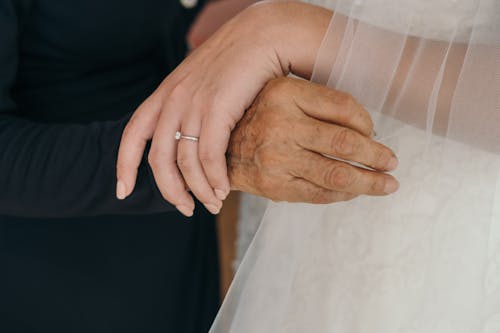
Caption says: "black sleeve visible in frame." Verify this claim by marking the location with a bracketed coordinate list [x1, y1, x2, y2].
[0, 0, 174, 218]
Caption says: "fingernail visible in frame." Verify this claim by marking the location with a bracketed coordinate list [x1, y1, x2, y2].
[386, 156, 399, 171]
[176, 205, 194, 217]
[214, 189, 228, 201]
[116, 180, 127, 200]
[384, 179, 400, 194]
[205, 203, 221, 215]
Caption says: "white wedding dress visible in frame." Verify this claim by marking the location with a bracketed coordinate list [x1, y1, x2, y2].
[212, 0, 500, 332]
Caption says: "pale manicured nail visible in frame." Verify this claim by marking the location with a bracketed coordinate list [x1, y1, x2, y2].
[116, 180, 127, 200]
[384, 179, 400, 194]
[205, 203, 221, 215]
[176, 205, 194, 217]
[214, 189, 228, 201]
[387, 156, 399, 171]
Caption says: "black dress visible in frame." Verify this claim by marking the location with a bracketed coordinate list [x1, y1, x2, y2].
[0, 0, 220, 332]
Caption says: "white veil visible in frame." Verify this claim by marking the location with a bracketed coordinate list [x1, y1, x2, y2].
[211, 0, 500, 332]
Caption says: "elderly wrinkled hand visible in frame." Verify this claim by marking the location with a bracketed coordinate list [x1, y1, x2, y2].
[227, 77, 399, 204]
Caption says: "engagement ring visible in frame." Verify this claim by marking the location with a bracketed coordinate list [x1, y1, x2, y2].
[175, 131, 199, 142]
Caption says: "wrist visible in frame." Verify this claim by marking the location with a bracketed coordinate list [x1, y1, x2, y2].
[243, 1, 333, 79]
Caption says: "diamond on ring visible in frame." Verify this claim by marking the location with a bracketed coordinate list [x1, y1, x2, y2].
[175, 131, 199, 142]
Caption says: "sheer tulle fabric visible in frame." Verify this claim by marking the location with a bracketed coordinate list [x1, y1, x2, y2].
[211, 0, 500, 332]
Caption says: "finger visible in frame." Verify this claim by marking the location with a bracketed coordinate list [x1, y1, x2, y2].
[177, 115, 223, 215]
[280, 177, 358, 204]
[293, 151, 400, 196]
[149, 95, 195, 217]
[291, 78, 374, 137]
[199, 112, 232, 201]
[297, 118, 398, 171]
[116, 97, 161, 200]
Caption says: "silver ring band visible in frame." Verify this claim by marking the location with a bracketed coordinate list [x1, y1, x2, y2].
[175, 131, 199, 142]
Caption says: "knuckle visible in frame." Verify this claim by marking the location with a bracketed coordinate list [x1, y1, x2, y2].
[210, 93, 226, 113]
[159, 189, 180, 206]
[310, 189, 329, 204]
[176, 154, 192, 171]
[331, 91, 374, 134]
[336, 92, 358, 108]
[121, 123, 135, 139]
[196, 88, 223, 117]
[263, 77, 294, 102]
[157, 185, 173, 199]
[254, 147, 283, 169]
[199, 94, 216, 114]
[324, 164, 354, 190]
[330, 93, 356, 122]
[156, 176, 184, 205]
[363, 111, 375, 132]
[331, 128, 359, 156]
[122, 119, 145, 141]
[337, 107, 355, 124]
[374, 146, 393, 168]
[147, 151, 161, 169]
[169, 83, 189, 103]
[199, 150, 217, 166]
